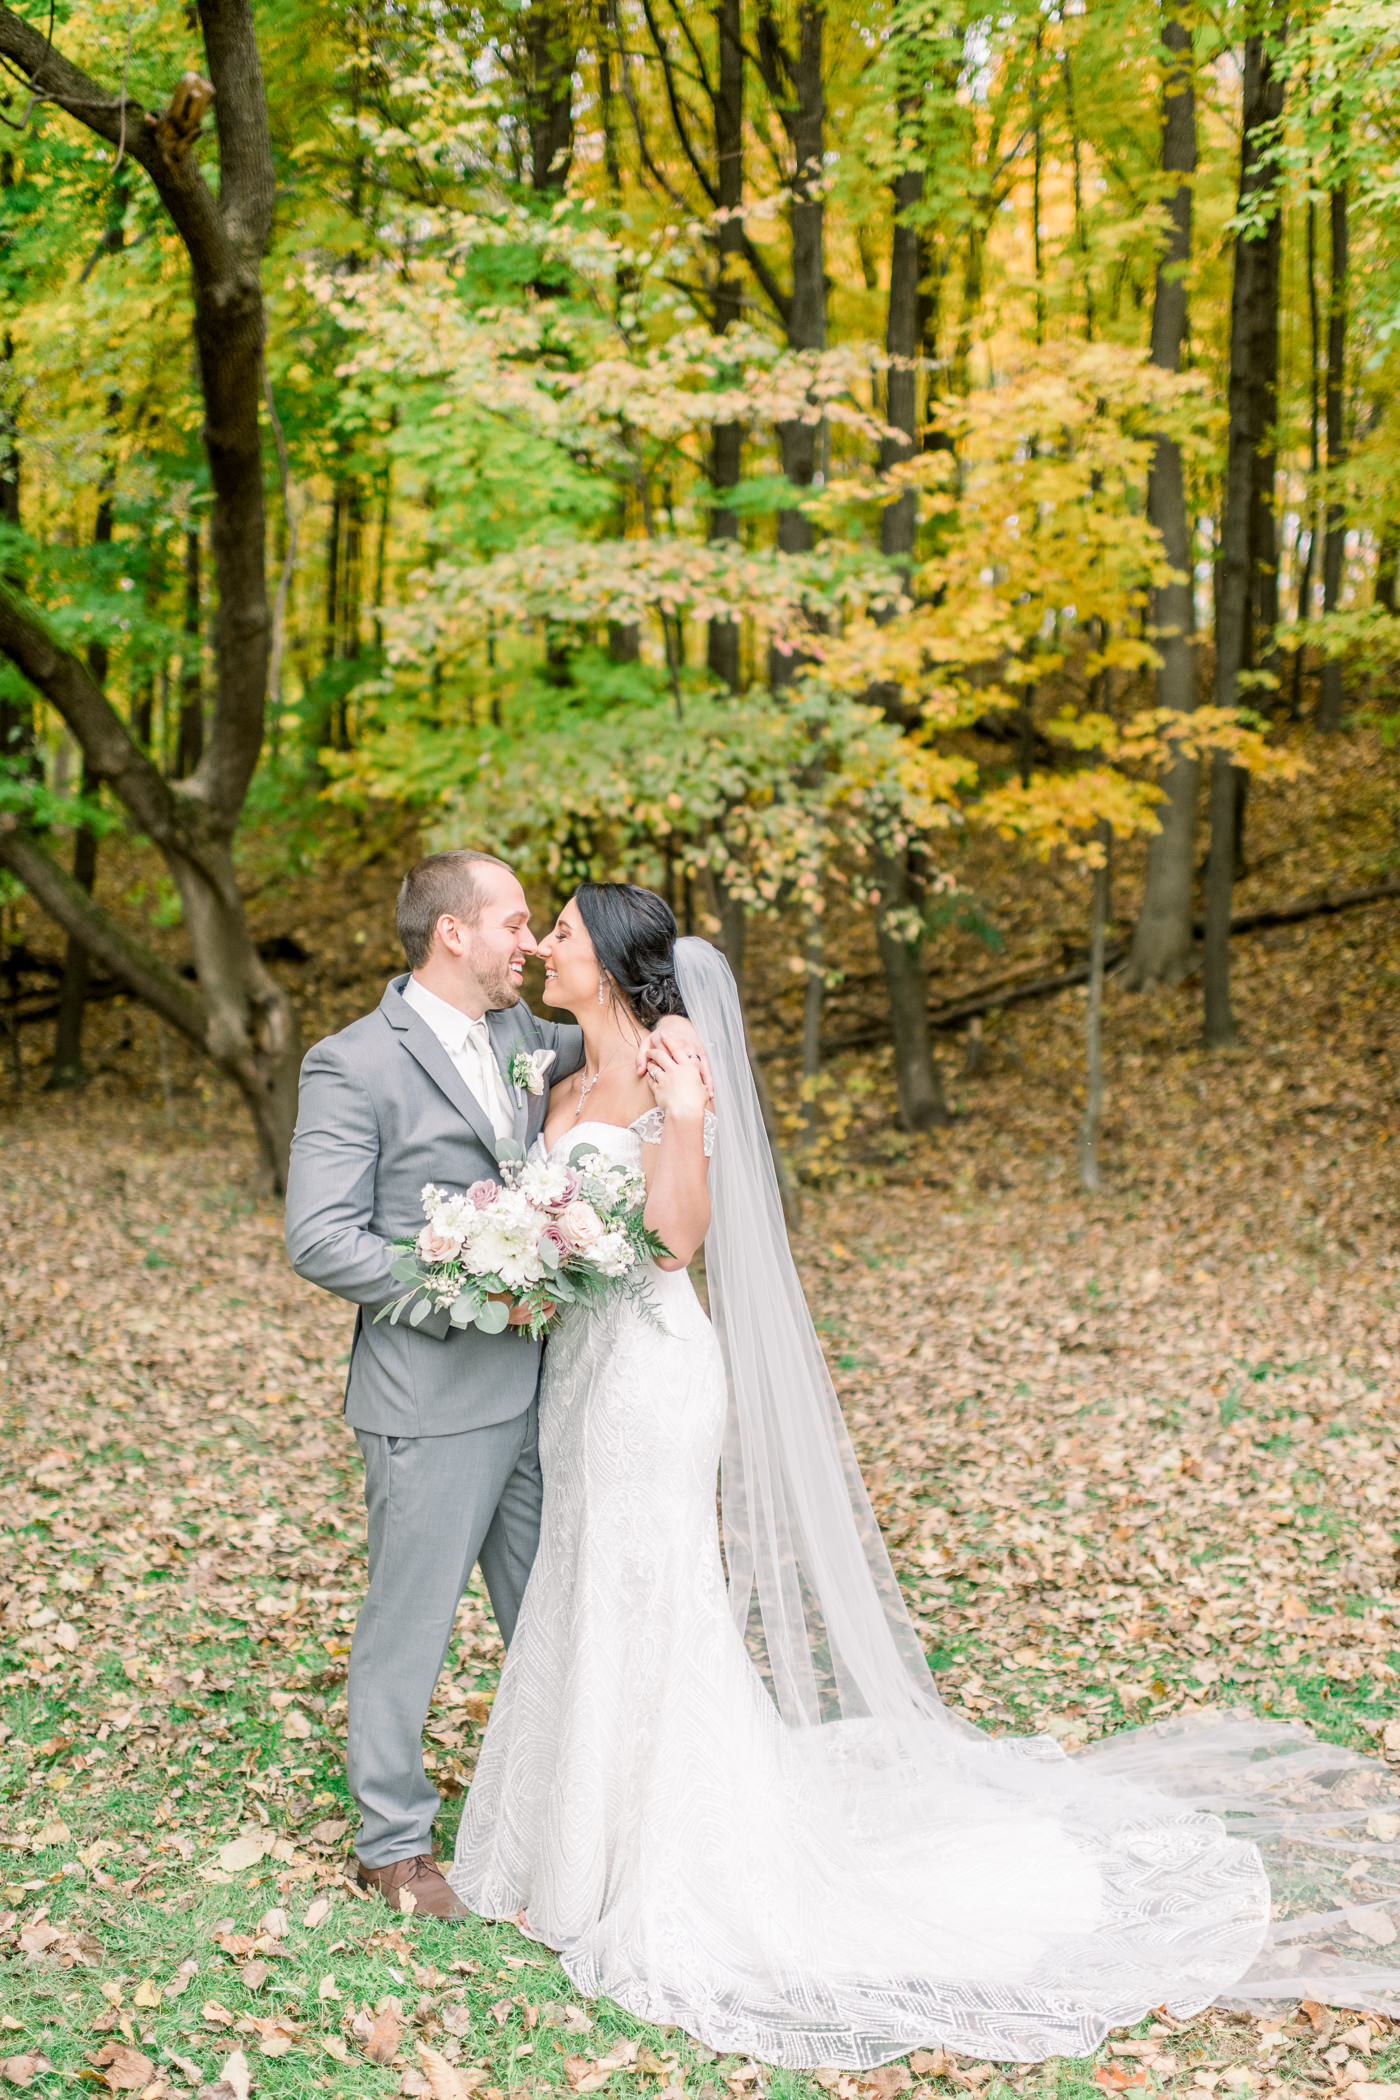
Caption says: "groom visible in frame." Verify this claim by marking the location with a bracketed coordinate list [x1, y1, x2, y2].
[285, 849, 703, 1917]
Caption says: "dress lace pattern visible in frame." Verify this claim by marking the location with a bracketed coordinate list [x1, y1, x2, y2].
[450, 1119, 1398, 2067]
[629, 1104, 717, 1155]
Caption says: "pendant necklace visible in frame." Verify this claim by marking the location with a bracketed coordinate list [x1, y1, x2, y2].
[574, 1045, 627, 1122]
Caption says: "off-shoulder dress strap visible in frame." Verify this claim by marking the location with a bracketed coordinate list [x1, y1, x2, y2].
[630, 1106, 717, 1157]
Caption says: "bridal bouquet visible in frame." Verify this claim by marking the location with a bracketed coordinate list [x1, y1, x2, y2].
[377, 1142, 669, 1340]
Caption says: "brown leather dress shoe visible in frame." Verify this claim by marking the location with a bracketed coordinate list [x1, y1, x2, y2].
[354, 1852, 470, 1919]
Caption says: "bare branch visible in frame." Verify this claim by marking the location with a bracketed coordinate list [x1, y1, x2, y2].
[615, 25, 694, 213]
[0, 582, 186, 847]
[663, 0, 717, 108]
[0, 821, 207, 1045]
[0, 5, 227, 273]
[639, 0, 719, 205]
[740, 230, 792, 328]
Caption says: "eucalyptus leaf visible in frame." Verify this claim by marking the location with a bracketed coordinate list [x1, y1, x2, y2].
[475, 1297, 511, 1335]
[408, 1296, 434, 1328]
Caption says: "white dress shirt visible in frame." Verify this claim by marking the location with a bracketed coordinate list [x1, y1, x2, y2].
[402, 976, 517, 1141]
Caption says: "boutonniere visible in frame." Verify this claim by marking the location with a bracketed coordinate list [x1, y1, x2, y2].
[509, 1046, 556, 1098]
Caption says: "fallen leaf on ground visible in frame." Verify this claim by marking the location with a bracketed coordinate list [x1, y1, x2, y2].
[89, 2044, 156, 2092]
[564, 2055, 612, 2093]
[195, 2051, 252, 2100]
[1, 2059, 52, 2090]
[358, 2004, 403, 2063]
[416, 2045, 488, 2099]
[594, 2041, 639, 2071]
[217, 1837, 265, 1874]
[864, 2069, 911, 2100]
[244, 2016, 300, 2059]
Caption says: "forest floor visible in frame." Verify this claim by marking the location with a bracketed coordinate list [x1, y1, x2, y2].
[1, 736, 1399, 2100]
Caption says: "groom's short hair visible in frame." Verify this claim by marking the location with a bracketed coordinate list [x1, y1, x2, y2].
[396, 850, 513, 968]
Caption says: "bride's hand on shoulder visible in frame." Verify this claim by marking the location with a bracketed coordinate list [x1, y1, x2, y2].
[644, 1034, 710, 1119]
[639, 1012, 712, 1093]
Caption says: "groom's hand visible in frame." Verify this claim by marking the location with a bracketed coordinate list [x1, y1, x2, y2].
[641, 1013, 711, 1095]
[508, 1299, 554, 1327]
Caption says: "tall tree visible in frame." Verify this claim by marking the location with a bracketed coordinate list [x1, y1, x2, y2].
[1202, 22, 1286, 1048]
[177, 525, 205, 777]
[1317, 122, 1349, 732]
[44, 454, 116, 1095]
[526, 0, 577, 194]
[706, 0, 746, 690]
[0, 10, 301, 1182]
[756, 0, 826, 688]
[1125, 3, 1199, 991]
[867, 44, 949, 1133]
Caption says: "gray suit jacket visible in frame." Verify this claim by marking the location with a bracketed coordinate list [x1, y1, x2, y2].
[285, 977, 584, 1438]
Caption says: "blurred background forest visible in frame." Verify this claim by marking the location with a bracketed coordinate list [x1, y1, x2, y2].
[0, 0, 1397, 1190]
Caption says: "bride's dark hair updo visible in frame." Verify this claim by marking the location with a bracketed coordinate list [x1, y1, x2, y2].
[574, 882, 687, 1024]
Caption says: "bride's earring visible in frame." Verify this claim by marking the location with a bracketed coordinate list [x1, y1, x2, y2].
[597, 974, 607, 1006]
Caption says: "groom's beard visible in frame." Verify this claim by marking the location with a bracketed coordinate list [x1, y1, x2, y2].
[468, 939, 523, 1011]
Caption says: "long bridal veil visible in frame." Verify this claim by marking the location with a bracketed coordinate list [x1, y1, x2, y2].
[672, 934, 1400, 2046]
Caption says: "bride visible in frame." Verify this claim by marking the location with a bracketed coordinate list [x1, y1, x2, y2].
[451, 882, 1400, 2067]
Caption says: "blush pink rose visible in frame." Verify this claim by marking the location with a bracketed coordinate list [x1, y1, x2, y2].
[417, 1221, 464, 1263]
[538, 1224, 570, 1263]
[466, 1180, 499, 1209]
[555, 1201, 604, 1252]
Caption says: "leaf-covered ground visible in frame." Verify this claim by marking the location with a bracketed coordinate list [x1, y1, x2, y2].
[2, 735, 1398, 2099]
[3, 875, 1400, 2100]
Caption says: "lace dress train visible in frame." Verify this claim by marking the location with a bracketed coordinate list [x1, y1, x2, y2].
[451, 1117, 1400, 2068]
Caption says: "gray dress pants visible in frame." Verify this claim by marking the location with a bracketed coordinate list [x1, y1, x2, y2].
[347, 1405, 542, 1866]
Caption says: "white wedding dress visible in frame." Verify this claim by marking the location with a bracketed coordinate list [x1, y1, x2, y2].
[452, 948, 1400, 2068]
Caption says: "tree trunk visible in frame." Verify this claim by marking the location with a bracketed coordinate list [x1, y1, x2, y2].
[1318, 154, 1348, 732]
[706, 0, 744, 689]
[800, 907, 822, 1136]
[46, 446, 117, 1091]
[1291, 184, 1321, 720]
[1078, 824, 1111, 1192]
[1125, 3, 1199, 991]
[0, 302, 31, 772]
[1202, 24, 1285, 1050]
[1376, 523, 1398, 614]
[526, 0, 576, 194]
[869, 134, 949, 1132]
[759, 0, 825, 687]
[177, 523, 204, 776]
[43, 756, 99, 1091]
[0, 0, 302, 1185]
[873, 847, 949, 1132]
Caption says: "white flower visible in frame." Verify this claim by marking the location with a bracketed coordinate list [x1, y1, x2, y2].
[461, 1188, 547, 1290]
[517, 1158, 574, 1207]
[586, 1229, 633, 1279]
[509, 1046, 556, 1097]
